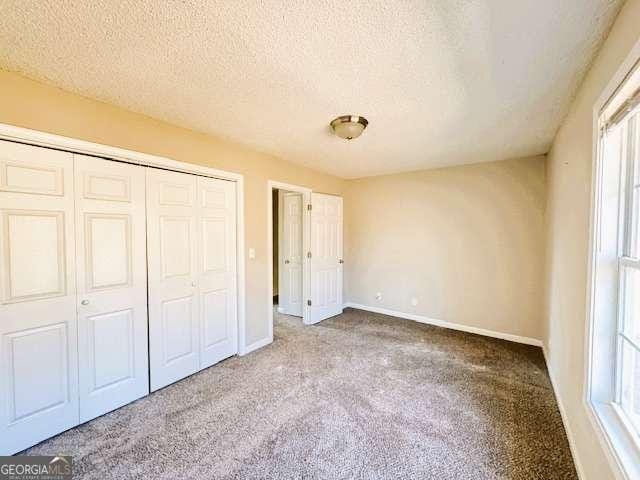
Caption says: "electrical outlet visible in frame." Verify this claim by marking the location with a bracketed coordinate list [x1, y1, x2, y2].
[411, 297, 418, 306]
[375, 292, 382, 301]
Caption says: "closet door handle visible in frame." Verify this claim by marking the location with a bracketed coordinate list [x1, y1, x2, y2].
[81, 299, 90, 306]
[284, 260, 290, 264]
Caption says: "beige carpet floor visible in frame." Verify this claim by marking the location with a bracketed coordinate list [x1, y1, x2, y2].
[23, 308, 577, 479]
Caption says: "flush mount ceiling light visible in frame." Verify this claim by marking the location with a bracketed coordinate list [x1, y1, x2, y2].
[330, 115, 368, 140]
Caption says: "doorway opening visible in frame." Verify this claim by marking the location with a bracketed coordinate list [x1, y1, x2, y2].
[267, 181, 311, 341]
[266, 181, 344, 343]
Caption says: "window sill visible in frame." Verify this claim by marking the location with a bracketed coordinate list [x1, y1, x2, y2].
[589, 400, 640, 480]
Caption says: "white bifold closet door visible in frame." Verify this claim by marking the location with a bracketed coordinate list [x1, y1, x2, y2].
[147, 169, 237, 392]
[197, 176, 237, 369]
[74, 154, 149, 422]
[0, 140, 238, 453]
[0, 140, 79, 454]
[307, 193, 343, 324]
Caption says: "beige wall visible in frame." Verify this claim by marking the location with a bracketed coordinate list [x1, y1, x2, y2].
[544, 0, 640, 478]
[344, 156, 546, 340]
[0, 70, 344, 347]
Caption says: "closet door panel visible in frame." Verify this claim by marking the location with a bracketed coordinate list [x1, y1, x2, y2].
[75, 155, 148, 422]
[0, 140, 79, 455]
[197, 177, 237, 368]
[147, 169, 199, 392]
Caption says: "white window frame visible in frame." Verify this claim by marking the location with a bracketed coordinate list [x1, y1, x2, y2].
[585, 39, 640, 480]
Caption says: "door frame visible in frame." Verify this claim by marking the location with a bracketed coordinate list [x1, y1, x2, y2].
[0, 123, 249, 354]
[267, 180, 311, 339]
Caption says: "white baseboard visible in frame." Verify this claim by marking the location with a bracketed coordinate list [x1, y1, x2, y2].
[343, 302, 543, 347]
[542, 346, 585, 480]
[240, 336, 272, 356]
[277, 306, 285, 314]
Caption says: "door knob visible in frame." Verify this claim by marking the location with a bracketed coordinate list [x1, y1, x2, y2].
[191, 281, 197, 287]
[339, 259, 344, 264]
[284, 260, 290, 264]
[81, 299, 90, 306]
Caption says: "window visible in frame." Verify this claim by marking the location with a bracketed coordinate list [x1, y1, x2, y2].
[615, 109, 640, 438]
[589, 60, 640, 479]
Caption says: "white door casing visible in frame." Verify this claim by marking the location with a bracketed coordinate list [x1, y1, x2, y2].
[147, 168, 199, 392]
[307, 193, 343, 324]
[74, 154, 149, 422]
[279, 191, 303, 316]
[197, 176, 238, 368]
[0, 140, 79, 455]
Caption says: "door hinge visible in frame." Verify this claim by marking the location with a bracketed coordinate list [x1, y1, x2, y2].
[307, 251, 312, 259]
[307, 204, 312, 211]
[307, 299, 312, 306]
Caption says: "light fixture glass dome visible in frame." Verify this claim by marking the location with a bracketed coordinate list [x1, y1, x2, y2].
[330, 115, 368, 140]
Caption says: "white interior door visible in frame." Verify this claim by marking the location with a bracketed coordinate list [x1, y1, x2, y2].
[307, 193, 343, 324]
[197, 176, 238, 368]
[147, 168, 199, 392]
[0, 140, 79, 454]
[74, 155, 149, 422]
[279, 191, 303, 316]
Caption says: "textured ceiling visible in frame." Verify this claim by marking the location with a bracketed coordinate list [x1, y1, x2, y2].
[0, 0, 623, 178]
